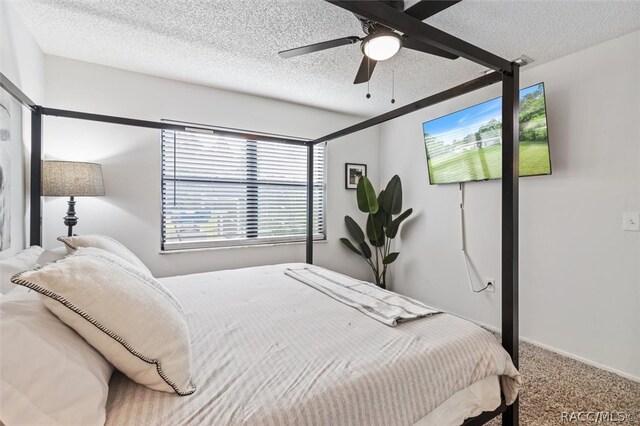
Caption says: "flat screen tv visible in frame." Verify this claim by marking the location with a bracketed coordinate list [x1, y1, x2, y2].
[423, 82, 551, 185]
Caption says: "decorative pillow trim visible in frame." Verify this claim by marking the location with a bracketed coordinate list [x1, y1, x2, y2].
[57, 235, 124, 251]
[56, 236, 77, 251]
[11, 267, 196, 396]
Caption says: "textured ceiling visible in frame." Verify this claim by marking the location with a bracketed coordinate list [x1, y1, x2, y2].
[10, 0, 640, 116]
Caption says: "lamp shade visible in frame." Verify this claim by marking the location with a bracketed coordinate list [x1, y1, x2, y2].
[42, 161, 105, 197]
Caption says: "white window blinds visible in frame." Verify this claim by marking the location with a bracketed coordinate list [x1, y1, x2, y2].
[161, 128, 325, 251]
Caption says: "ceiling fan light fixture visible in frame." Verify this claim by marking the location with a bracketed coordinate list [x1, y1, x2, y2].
[362, 31, 402, 61]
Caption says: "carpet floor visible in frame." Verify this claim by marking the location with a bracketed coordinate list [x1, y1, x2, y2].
[487, 340, 639, 425]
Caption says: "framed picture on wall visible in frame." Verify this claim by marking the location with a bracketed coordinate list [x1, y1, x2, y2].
[345, 163, 367, 190]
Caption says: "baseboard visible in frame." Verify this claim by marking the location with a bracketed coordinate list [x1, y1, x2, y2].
[432, 307, 640, 383]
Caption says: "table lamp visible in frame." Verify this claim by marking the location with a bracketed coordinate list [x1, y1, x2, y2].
[42, 160, 105, 237]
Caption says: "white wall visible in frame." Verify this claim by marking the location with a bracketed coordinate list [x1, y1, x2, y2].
[0, 1, 44, 258]
[379, 30, 640, 379]
[42, 56, 380, 280]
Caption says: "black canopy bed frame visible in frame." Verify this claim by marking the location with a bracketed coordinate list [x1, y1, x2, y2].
[1, 1, 521, 424]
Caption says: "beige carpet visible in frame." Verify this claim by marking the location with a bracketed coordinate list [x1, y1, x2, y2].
[487, 340, 640, 425]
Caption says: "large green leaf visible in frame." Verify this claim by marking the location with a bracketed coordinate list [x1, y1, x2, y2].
[377, 190, 386, 213]
[382, 175, 403, 214]
[359, 241, 372, 259]
[385, 208, 413, 239]
[366, 211, 385, 246]
[340, 238, 362, 256]
[356, 176, 379, 214]
[344, 215, 365, 244]
[377, 190, 392, 226]
[383, 252, 399, 264]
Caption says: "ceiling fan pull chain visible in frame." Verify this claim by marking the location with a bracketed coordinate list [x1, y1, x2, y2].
[391, 69, 396, 104]
[366, 56, 371, 99]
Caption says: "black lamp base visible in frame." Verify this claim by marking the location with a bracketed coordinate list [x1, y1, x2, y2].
[63, 196, 78, 237]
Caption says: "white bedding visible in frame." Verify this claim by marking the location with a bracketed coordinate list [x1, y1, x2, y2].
[105, 263, 520, 426]
[415, 375, 501, 426]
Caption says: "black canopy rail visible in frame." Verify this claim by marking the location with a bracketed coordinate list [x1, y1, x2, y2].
[0, 72, 36, 110]
[40, 107, 311, 146]
[0, 0, 521, 422]
[0, 98, 311, 253]
[312, 72, 502, 145]
[326, 0, 513, 73]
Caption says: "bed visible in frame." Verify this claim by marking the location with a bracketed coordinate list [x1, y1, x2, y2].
[3, 3, 524, 422]
[104, 263, 520, 426]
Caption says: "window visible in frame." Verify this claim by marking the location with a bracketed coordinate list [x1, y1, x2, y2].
[161, 126, 325, 251]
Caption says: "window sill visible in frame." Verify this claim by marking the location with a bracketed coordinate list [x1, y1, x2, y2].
[158, 239, 328, 255]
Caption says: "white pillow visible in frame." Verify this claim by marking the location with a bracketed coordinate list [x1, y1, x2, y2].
[58, 234, 152, 276]
[0, 246, 43, 294]
[0, 287, 113, 426]
[11, 247, 196, 395]
[36, 246, 68, 266]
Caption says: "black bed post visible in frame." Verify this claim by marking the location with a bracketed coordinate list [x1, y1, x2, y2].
[306, 143, 314, 264]
[30, 106, 43, 246]
[501, 63, 520, 426]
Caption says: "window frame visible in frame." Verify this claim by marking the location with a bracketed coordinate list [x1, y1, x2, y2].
[160, 122, 326, 252]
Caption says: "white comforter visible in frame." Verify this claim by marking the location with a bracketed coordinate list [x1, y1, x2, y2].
[105, 264, 520, 426]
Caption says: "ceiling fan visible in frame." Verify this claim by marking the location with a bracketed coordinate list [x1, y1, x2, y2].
[278, 1, 462, 84]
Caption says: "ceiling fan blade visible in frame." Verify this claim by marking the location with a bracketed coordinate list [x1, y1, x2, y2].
[403, 36, 459, 59]
[403, 1, 462, 21]
[354, 56, 377, 84]
[278, 36, 360, 59]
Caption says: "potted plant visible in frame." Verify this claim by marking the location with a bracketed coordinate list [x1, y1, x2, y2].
[340, 175, 412, 289]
